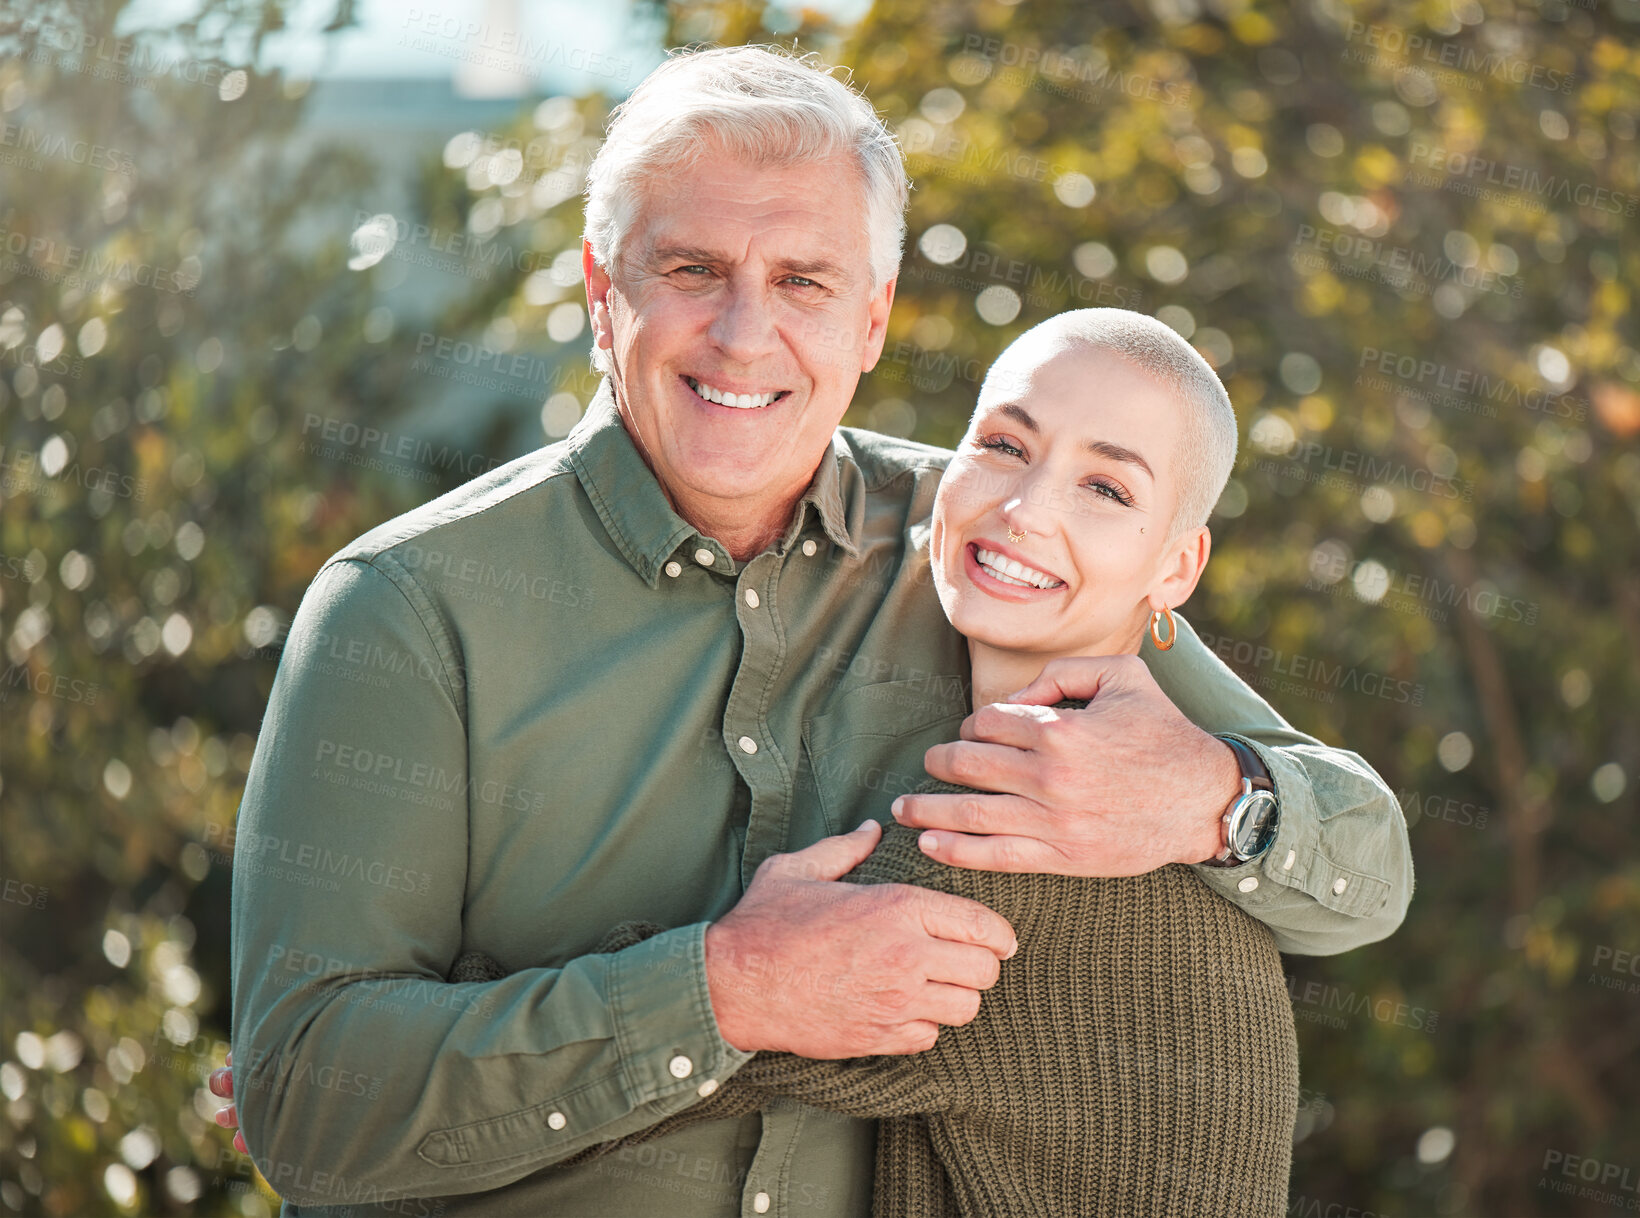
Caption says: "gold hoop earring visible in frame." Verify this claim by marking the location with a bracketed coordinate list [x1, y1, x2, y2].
[1149, 606, 1176, 651]
[1007, 527, 1026, 544]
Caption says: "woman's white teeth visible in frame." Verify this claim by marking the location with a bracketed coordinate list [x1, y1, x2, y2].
[975, 547, 1062, 589]
[688, 378, 779, 409]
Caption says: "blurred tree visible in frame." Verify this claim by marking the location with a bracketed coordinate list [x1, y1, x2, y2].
[821, 2, 1640, 1215]
[2, 0, 1637, 1215]
[0, 1, 616, 1211]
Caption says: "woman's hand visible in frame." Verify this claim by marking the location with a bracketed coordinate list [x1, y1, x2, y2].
[208, 1051, 248, 1154]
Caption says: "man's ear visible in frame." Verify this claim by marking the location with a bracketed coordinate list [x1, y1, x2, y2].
[583, 239, 614, 354]
[1149, 525, 1212, 613]
[859, 276, 897, 372]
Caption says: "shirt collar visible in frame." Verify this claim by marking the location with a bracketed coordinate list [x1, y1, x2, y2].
[786, 430, 862, 559]
[568, 379, 862, 587]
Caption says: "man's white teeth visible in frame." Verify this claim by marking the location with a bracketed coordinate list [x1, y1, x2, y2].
[687, 378, 779, 409]
[975, 547, 1063, 590]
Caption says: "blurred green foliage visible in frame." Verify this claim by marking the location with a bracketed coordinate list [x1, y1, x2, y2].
[1, 0, 1636, 1214]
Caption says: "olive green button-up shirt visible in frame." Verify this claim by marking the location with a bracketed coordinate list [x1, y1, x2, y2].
[230, 381, 1412, 1217]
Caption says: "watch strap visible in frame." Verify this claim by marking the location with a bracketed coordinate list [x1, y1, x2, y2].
[1219, 735, 1274, 793]
[1202, 736, 1277, 867]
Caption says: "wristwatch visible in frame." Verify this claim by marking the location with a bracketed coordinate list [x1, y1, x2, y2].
[1204, 736, 1280, 867]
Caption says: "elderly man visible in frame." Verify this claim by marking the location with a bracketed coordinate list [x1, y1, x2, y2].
[228, 46, 1411, 1217]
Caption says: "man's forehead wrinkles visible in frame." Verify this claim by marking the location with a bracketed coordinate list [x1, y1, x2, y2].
[645, 214, 854, 252]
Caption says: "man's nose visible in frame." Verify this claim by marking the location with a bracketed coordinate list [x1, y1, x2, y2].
[706, 282, 780, 365]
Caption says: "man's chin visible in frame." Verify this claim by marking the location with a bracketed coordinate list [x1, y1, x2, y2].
[668, 459, 802, 508]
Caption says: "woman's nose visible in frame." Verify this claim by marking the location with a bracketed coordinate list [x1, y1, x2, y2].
[1000, 468, 1064, 534]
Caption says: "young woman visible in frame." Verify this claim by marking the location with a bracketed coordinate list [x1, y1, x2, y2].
[456, 309, 1300, 1217]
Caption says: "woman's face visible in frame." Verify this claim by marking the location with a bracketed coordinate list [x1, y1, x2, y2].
[931, 342, 1204, 660]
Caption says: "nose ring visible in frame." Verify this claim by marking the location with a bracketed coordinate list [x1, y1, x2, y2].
[1007, 527, 1026, 544]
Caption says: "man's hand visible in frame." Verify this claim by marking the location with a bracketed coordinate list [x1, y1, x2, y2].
[705, 820, 1017, 1057]
[891, 656, 1241, 877]
[208, 1052, 248, 1154]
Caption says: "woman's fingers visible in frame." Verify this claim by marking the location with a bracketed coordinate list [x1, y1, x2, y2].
[211, 1051, 244, 1152]
[208, 1065, 233, 1098]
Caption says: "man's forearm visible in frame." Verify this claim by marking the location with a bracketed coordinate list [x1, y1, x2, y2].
[1149, 615, 1414, 955]
[1188, 736, 1413, 954]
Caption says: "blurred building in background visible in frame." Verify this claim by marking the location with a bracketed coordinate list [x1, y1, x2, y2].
[1, 0, 1636, 1214]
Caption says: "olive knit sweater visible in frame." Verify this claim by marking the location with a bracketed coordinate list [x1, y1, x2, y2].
[453, 727, 1299, 1216]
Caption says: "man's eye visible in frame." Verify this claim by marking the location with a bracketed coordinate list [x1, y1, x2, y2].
[675, 265, 711, 276]
[783, 275, 818, 288]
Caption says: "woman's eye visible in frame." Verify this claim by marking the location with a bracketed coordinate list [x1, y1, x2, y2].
[1086, 480, 1134, 507]
[975, 435, 1024, 458]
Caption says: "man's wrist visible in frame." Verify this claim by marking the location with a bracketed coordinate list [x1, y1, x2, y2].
[703, 921, 758, 1053]
[1183, 734, 1243, 865]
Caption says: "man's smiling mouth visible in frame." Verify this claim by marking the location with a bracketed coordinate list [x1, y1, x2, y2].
[684, 376, 790, 410]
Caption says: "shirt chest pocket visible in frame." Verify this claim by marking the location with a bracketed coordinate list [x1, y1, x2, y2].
[799, 679, 969, 836]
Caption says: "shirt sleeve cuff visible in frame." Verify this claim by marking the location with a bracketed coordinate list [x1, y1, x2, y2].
[1191, 735, 1392, 919]
[611, 921, 755, 1108]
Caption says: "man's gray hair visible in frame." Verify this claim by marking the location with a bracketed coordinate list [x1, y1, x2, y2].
[584, 44, 909, 290]
[980, 309, 1240, 537]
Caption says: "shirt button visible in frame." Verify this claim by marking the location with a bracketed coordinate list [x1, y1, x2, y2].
[1332, 877, 1349, 895]
[668, 1054, 693, 1079]
[697, 1078, 719, 1097]
[546, 1111, 567, 1130]
[738, 736, 758, 755]
[743, 588, 760, 608]
[664, 560, 682, 578]
[801, 539, 818, 557]
[753, 1193, 771, 1214]
[1282, 849, 1296, 872]
[694, 548, 715, 567]
[1237, 876, 1259, 893]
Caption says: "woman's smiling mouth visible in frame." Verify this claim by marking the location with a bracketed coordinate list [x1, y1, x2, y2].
[966, 541, 1066, 595]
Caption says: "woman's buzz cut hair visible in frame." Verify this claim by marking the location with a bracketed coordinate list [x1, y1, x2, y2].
[583, 44, 909, 289]
[982, 309, 1240, 538]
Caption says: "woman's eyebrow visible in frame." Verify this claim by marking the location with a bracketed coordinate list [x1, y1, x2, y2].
[997, 403, 1038, 431]
[992, 403, 1153, 479]
[1084, 439, 1154, 480]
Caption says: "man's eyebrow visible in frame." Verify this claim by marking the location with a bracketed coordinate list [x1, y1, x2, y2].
[776, 257, 851, 281]
[990, 403, 1153, 478]
[639, 247, 852, 285]
[649, 245, 725, 266]
[646, 247, 853, 283]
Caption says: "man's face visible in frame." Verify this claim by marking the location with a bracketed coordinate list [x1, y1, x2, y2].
[584, 147, 895, 522]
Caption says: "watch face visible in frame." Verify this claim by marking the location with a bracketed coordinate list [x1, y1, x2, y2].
[1232, 790, 1280, 858]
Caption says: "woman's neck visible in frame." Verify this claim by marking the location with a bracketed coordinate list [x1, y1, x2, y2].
[966, 629, 1146, 709]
